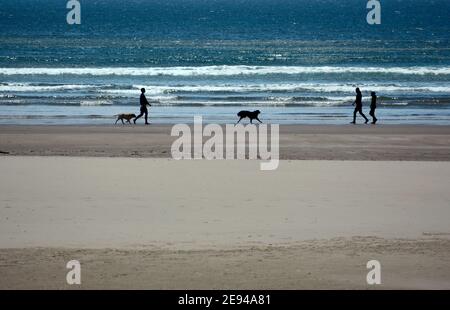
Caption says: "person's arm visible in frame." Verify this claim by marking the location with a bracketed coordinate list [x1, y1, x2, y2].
[144, 95, 151, 106]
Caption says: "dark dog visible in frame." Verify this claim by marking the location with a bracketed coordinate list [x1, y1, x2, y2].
[115, 113, 137, 125]
[236, 110, 262, 124]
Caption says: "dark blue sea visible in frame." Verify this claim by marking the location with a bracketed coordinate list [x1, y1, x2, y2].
[1, 0, 450, 124]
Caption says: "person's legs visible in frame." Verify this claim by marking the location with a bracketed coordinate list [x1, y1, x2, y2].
[358, 108, 369, 123]
[134, 112, 143, 124]
[144, 110, 149, 124]
[371, 109, 377, 124]
[351, 108, 357, 123]
[134, 107, 146, 124]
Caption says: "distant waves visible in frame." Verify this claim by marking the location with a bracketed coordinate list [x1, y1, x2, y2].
[1, 66, 450, 76]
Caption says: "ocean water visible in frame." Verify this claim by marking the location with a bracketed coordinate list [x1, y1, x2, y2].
[0, 0, 450, 124]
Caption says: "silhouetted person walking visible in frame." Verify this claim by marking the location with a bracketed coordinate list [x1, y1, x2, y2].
[134, 88, 151, 125]
[351, 87, 368, 124]
[369, 91, 378, 124]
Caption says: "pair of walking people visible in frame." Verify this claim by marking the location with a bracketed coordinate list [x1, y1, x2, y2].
[351, 88, 378, 124]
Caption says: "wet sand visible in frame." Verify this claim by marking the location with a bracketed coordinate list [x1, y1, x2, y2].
[1, 124, 449, 160]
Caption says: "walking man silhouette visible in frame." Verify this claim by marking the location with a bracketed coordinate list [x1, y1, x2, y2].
[369, 91, 378, 124]
[134, 88, 151, 125]
[351, 87, 369, 124]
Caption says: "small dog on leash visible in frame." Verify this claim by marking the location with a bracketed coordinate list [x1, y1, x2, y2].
[236, 110, 262, 124]
[115, 113, 137, 125]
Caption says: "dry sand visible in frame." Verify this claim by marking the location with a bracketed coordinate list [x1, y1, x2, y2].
[2, 238, 450, 290]
[1, 156, 450, 289]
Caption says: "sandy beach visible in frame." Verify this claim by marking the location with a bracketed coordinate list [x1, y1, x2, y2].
[1, 124, 450, 289]
[1, 124, 450, 160]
